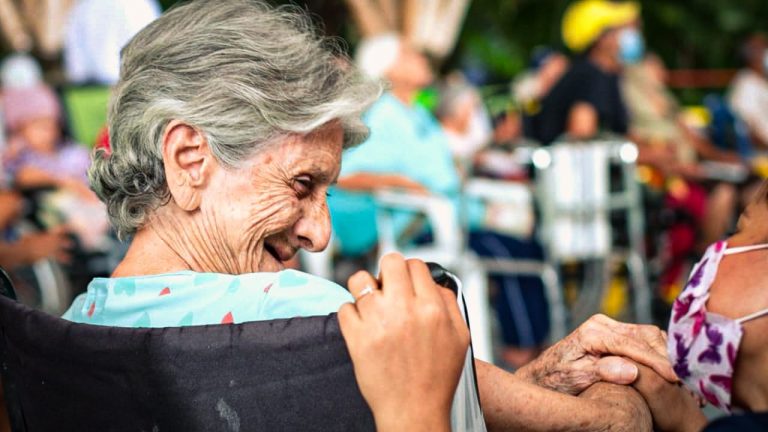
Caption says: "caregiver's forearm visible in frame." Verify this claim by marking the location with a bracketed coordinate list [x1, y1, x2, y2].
[477, 360, 651, 432]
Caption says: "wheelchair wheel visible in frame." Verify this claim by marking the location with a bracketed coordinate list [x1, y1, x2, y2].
[8, 221, 72, 315]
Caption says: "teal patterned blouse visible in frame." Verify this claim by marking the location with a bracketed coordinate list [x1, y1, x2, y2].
[62, 269, 353, 327]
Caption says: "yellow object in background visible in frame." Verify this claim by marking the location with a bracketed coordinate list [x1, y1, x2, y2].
[561, 0, 639, 53]
[680, 106, 712, 130]
[752, 155, 768, 179]
[601, 277, 628, 318]
[662, 283, 683, 305]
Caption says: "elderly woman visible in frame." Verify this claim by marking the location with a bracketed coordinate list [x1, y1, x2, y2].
[62, 1, 678, 430]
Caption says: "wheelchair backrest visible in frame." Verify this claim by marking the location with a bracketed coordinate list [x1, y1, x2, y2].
[0, 293, 374, 432]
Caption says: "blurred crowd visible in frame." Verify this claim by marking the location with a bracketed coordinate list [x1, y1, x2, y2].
[1, 0, 768, 372]
[0, 0, 159, 304]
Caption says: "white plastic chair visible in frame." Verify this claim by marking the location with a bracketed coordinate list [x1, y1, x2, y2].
[529, 139, 651, 325]
[372, 190, 494, 361]
[373, 182, 570, 357]
[463, 178, 568, 342]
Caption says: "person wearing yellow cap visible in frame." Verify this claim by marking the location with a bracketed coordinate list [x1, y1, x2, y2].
[528, 0, 642, 145]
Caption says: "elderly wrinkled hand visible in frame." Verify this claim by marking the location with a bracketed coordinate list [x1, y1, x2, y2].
[518, 314, 677, 395]
[338, 254, 469, 432]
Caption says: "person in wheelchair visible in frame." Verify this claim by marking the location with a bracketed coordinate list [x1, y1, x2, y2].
[52, 0, 687, 429]
[1, 82, 110, 253]
[329, 33, 550, 368]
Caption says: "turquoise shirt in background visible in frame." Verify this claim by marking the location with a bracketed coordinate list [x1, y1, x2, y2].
[62, 269, 353, 327]
[328, 92, 485, 256]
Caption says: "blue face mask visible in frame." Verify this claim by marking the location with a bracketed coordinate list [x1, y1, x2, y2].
[618, 28, 644, 64]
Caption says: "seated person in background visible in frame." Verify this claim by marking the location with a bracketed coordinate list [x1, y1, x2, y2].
[441, 85, 529, 180]
[331, 33, 548, 368]
[1, 83, 109, 250]
[65, 2, 679, 430]
[728, 33, 768, 150]
[434, 74, 493, 171]
[623, 53, 745, 298]
[624, 53, 741, 167]
[531, 0, 734, 301]
[514, 47, 568, 128]
[528, 0, 636, 146]
[1, 84, 93, 197]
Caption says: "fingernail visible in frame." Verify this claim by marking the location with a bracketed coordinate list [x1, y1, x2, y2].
[619, 363, 638, 382]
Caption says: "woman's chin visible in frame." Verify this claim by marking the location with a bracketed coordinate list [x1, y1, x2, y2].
[259, 253, 286, 272]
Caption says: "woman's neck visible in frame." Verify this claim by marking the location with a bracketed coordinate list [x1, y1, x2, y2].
[111, 225, 191, 277]
[112, 201, 262, 277]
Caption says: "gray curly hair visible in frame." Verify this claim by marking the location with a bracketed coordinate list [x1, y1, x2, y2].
[89, 0, 381, 239]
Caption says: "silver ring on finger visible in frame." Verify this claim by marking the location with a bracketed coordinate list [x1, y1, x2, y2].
[355, 285, 374, 301]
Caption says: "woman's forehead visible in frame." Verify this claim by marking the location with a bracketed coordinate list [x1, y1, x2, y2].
[250, 126, 343, 174]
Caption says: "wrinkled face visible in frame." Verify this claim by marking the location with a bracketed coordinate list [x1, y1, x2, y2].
[19, 117, 59, 153]
[202, 123, 343, 273]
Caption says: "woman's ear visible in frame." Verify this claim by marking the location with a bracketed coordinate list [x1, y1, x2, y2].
[162, 120, 215, 211]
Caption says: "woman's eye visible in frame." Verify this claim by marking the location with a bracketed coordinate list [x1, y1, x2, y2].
[293, 176, 313, 196]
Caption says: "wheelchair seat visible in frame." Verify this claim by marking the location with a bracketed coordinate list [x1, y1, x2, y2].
[0, 269, 374, 432]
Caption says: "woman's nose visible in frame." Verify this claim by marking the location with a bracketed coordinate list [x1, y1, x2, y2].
[294, 201, 331, 252]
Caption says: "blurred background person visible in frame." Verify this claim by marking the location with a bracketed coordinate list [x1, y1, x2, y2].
[622, 53, 747, 300]
[527, 0, 637, 146]
[330, 33, 549, 368]
[1, 82, 109, 251]
[1, 83, 91, 198]
[728, 33, 768, 151]
[515, 47, 569, 138]
[434, 74, 493, 174]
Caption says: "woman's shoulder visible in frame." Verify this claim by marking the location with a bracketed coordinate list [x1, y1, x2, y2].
[63, 270, 352, 327]
[250, 269, 353, 320]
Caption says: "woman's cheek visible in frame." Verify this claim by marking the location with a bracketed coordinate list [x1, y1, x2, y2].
[247, 191, 302, 235]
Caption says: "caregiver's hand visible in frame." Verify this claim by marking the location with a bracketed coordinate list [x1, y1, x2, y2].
[517, 314, 677, 395]
[632, 363, 707, 432]
[338, 254, 470, 432]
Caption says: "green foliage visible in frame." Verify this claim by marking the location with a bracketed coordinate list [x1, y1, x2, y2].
[456, 0, 768, 82]
[148, 0, 768, 104]
[455, 0, 570, 79]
